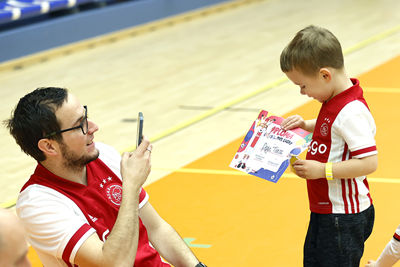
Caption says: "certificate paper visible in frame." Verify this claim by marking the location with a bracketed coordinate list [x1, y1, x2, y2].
[229, 110, 312, 183]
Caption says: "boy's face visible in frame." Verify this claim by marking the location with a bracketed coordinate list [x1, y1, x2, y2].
[285, 68, 333, 103]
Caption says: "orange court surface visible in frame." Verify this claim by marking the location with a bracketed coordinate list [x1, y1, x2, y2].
[25, 55, 400, 267]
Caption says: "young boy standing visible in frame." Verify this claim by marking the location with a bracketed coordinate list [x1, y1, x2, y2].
[280, 25, 378, 266]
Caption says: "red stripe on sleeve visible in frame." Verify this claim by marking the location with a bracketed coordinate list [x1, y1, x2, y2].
[394, 233, 400, 242]
[62, 223, 92, 265]
[350, 146, 377, 157]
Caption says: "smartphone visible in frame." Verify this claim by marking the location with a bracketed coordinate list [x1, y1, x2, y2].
[136, 112, 144, 148]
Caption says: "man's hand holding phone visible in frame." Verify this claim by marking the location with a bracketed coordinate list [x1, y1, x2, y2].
[121, 137, 152, 191]
[120, 112, 151, 190]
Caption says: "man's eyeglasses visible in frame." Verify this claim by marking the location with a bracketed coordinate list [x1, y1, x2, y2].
[44, 106, 88, 138]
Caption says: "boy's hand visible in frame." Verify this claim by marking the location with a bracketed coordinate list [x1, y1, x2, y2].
[281, 115, 305, 131]
[292, 159, 325, 179]
[365, 260, 377, 267]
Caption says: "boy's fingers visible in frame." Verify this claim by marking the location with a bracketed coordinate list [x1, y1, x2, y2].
[292, 159, 304, 166]
[282, 119, 298, 130]
[290, 156, 298, 166]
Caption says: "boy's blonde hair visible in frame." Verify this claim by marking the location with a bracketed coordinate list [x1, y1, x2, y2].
[280, 25, 344, 76]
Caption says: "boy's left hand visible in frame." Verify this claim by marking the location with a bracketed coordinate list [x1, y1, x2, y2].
[291, 159, 325, 179]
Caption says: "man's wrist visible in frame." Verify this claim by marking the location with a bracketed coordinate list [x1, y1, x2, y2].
[195, 262, 207, 267]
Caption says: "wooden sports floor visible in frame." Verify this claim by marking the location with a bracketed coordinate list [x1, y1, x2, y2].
[1, 0, 399, 266]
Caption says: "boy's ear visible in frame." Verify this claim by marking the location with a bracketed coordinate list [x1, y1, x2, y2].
[38, 139, 59, 157]
[320, 68, 332, 81]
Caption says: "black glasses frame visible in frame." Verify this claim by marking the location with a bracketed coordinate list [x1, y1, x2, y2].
[44, 106, 88, 138]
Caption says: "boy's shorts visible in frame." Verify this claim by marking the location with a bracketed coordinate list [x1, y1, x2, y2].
[304, 205, 374, 267]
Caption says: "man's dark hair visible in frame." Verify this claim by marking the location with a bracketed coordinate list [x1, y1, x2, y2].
[5, 87, 68, 161]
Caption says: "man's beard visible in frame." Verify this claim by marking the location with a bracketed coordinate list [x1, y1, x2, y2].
[59, 141, 99, 172]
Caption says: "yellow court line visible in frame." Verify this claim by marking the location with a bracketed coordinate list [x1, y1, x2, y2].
[364, 87, 400, 93]
[0, 198, 17, 209]
[125, 24, 400, 152]
[342, 25, 400, 55]
[2, 169, 398, 208]
[125, 77, 288, 151]
[154, 167, 400, 184]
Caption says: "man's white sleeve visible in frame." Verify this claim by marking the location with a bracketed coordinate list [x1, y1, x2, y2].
[17, 184, 96, 264]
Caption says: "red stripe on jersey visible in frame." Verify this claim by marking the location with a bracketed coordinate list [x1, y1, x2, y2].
[363, 178, 373, 205]
[342, 143, 349, 161]
[350, 146, 377, 157]
[347, 179, 355, 214]
[62, 223, 92, 265]
[341, 180, 349, 214]
[354, 181, 360, 213]
[341, 144, 349, 214]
